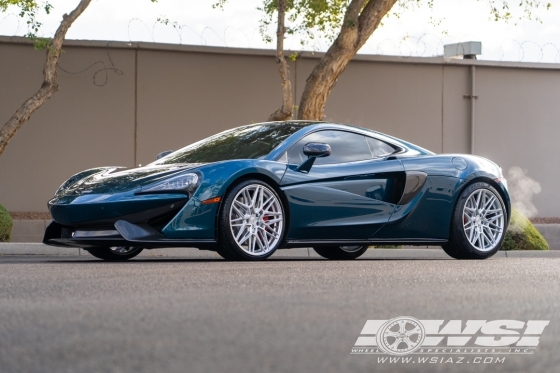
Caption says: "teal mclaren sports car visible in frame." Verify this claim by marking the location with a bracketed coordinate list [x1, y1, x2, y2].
[44, 121, 510, 261]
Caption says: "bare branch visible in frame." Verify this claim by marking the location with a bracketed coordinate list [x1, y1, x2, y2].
[0, 0, 92, 157]
[357, 0, 397, 49]
[269, 0, 293, 121]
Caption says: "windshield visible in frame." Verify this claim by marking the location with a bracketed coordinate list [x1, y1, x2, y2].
[150, 122, 313, 165]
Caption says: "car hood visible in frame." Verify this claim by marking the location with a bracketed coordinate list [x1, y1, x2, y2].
[57, 163, 205, 196]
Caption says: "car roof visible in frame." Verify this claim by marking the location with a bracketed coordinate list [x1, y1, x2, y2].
[261, 120, 434, 161]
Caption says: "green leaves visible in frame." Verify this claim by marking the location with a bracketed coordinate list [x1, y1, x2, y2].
[481, 0, 551, 23]
[213, 0, 551, 46]
[0, 0, 54, 49]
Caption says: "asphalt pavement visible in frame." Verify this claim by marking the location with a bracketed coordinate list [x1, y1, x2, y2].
[0, 251, 559, 373]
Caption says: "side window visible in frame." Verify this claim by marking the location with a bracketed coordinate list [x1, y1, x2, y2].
[366, 137, 398, 157]
[287, 130, 372, 165]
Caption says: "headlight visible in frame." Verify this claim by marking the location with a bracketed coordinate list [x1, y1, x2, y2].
[137, 173, 199, 195]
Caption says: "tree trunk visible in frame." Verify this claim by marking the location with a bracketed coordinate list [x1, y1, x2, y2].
[0, 0, 92, 157]
[297, 0, 397, 120]
[268, 0, 293, 121]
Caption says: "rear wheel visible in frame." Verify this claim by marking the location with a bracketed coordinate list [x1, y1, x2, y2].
[86, 246, 143, 261]
[443, 182, 507, 259]
[217, 180, 286, 261]
[313, 245, 369, 260]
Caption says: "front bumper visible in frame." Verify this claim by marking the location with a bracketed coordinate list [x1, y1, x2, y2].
[43, 220, 216, 249]
[48, 192, 190, 226]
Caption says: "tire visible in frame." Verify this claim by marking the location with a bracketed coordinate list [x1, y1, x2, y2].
[217, 180, 286, 261]
[86, 246, 143, 261]
[313, 245, 369, 260]
[442, 181, 507, 260]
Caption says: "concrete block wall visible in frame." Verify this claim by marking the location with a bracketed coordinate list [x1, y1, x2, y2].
[10, 220, 50, 243]
[532, 224, 560, 250]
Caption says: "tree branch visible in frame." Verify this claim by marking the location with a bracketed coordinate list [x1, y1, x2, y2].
[297, 0, 397, 120]
[269, 0, 293, 121]
[357, 0, 397, 49]
[0, 0, 92, 157]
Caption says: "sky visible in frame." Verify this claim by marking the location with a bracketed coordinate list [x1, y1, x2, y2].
[1, 0, 559, 63]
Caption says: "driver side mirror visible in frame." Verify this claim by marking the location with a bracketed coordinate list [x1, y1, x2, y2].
[297, 142, 331, 173]
[303, 142, 331, 158]
[156, 150, 174, 160]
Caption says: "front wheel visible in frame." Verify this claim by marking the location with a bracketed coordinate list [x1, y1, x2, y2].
[313, 245, 369, 260]
[217, 180, 286, 261]
[443, 182, 507, 259]
[86, 246, 143, 261]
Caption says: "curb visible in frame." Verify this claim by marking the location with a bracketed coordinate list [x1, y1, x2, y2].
[1, 243, 559, 259]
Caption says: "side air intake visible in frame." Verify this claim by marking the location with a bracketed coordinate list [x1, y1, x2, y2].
[398, 171, 427, 205]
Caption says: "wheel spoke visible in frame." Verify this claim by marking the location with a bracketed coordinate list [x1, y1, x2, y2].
[405, 327, 420, 336]
[260, 226, 279, 239]
[483, 229, 495, 245]
[485, 208, 503, 213]
[232, 202, 246, 217]
[481, 232, 487, 250]
[235, 225, 246, 240]
[265, 218, 283, 225]
[487, 223, 502, 232]
[254, 233, 264, 252]
[486, 213, 503, 223]
[262, 196, 275, 210]
[398, 320, 406, 333]
[260, 186, 265, 206]
[474, 191, 482, 209]
[468, 224, 475, 242]
[237, 229, 251, 245]
[250, 186, 260, 208]
[389, 338, 402, 349]
[401, 337, 413, 349]
[243, 189, 251, 207]
[483, 195, 496, 210]
[473, 231, 481, 247]
[262, 210, 282, 216]
[233, 199, 249, 210]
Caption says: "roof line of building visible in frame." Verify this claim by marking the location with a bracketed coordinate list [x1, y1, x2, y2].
[2, 35, 560, 71]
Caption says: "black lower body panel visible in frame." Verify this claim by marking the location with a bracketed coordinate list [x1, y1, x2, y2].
[284, 238, 447, 248]
[44, 220, 216, 249]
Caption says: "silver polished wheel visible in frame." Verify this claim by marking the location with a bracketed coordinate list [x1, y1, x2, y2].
[229, 184, 284, 256]
[86, 246, 143, 261]
[110, 246, 140, 255]
[339, 246, 363, 253]
[462, 189, 505, 252]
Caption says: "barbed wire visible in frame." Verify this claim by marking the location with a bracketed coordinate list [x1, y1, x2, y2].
[125, 20, 560, 63]
[2, 14, 560, 68]
[57, 41, 124, 87]
[0, 13, 21, 35]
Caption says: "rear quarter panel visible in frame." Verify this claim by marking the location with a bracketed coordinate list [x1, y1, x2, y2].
[375, 154, 508, 240]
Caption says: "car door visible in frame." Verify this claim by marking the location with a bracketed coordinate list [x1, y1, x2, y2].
[279, 130, 406, 241]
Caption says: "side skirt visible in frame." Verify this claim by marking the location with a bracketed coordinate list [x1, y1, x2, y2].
[284, 238, 447, 248]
